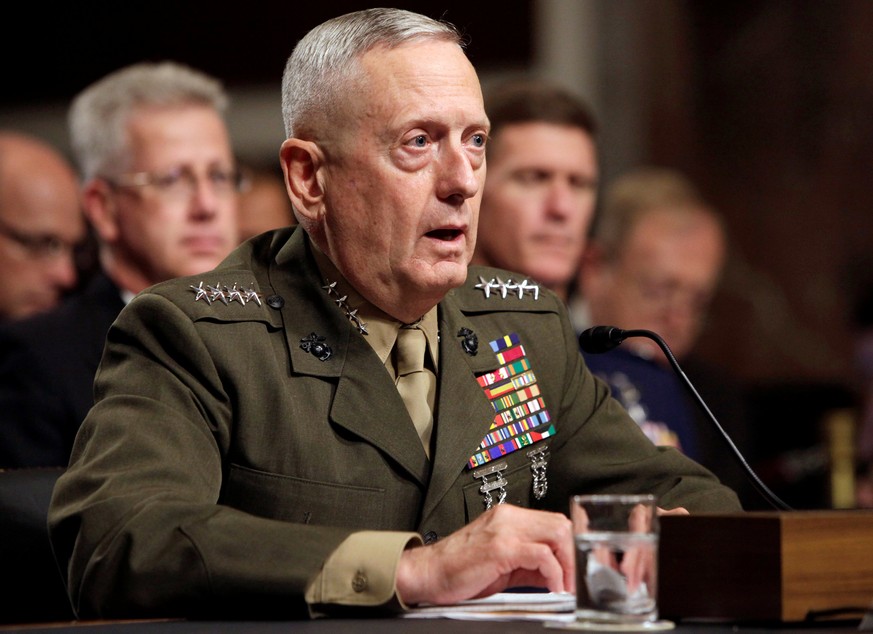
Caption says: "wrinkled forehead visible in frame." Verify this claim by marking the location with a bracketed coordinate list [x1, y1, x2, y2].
[357, 41, 485, 117]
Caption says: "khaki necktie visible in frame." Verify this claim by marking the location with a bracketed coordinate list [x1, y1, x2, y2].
[395, 326, 434, 458]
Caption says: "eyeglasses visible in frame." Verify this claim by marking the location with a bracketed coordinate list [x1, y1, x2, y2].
[0, 216, 86, 261]
[630, 275, 714, 319]
[104, 165, 250, 202]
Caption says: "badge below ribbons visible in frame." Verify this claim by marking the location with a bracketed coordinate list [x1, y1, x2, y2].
[468, 332, 555, 469]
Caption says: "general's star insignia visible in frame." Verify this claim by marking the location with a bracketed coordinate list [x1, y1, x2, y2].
[475, 275, 497, 298]
[516, 279, 540, 300]
[190, 282, 263, 307]
[190, 281, 211, 303]
[323, 280, 369, 335]
[207, 285, 228, 304]
[226, 284, 245, 304]
[474, 276, 540, 301]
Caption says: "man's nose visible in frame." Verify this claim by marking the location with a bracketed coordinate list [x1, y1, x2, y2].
[188, 178, 223, 218]
[47, 253, 79, 290]
[544, 180, 577, 219]
[436, 142, 480, 202]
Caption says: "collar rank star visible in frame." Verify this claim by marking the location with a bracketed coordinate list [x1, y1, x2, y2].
[190, 281, 262, 306]
[323, 280, 368, 335]
[474, 276, 540, 300]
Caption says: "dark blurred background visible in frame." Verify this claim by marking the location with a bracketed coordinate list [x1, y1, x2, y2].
[4, 0, 873, 508]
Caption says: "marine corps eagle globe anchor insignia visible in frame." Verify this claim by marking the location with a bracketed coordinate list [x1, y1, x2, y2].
[299, 333, 332, 361]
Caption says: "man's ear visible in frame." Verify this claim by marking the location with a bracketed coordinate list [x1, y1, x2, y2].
[280, 138, 326, 224]
[81, 179, 120, 243]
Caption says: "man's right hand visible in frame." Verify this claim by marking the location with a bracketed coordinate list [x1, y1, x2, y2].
[395, 504, 574, 606]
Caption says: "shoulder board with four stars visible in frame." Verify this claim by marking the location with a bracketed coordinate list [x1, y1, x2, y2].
[473, 275, 541, 301]
[149, 271, 276, 322]
[188, 280, 264, 307]
[453, 266, 562, 314]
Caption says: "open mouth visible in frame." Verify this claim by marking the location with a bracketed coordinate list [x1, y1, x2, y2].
[426, 228, 462, 241]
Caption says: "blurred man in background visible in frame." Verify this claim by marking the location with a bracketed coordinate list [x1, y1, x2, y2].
[0, 61, 241, 468]
[0, 131, 86, 321]
[471, 78, 598, 303]
[573, 167, 757, 506]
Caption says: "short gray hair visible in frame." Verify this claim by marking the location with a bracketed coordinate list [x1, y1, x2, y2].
[68, 61, 228, 181]
[281, 8, 464, 140]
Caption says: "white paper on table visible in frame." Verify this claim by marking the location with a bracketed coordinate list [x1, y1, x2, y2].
[401, 591, 577, 622]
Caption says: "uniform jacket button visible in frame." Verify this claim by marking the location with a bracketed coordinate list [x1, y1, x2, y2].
[266, 295, 285, 309]
[423, 531, 438, 544]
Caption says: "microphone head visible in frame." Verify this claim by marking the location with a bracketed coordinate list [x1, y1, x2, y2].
[579, 326, 626, 353]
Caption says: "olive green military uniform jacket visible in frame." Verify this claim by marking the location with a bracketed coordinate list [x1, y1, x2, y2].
[48, 226, 741, 620]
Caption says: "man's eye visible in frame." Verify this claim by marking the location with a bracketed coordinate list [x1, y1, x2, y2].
[154, 172, 184, 189]
[409, 135, 428, 148]
[209, 170, 233, 184]
[514, 170, 548, 185]
[570, 176, 597, 191]
[470, 134, 486, 148]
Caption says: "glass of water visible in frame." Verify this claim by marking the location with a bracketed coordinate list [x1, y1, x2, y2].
[569, 494, 673, 631]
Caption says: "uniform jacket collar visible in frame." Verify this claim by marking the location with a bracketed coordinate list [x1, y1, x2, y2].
[259, 228, 500, 503]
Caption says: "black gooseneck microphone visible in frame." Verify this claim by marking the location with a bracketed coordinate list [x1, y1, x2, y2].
[580, 325, 792, 511]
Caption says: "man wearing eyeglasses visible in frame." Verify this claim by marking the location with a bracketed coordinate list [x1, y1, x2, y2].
[0, 131, 86, 322]
[572, 167, 756, 506]
[0, 62, 241, 468]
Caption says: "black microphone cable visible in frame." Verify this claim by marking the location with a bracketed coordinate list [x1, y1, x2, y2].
[580, 325, 793, 511]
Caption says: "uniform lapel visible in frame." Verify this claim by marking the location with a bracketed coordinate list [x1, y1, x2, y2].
[267, 229, 429, 486]
[330, 338, 430, 485]
[422, 299, 501, 519]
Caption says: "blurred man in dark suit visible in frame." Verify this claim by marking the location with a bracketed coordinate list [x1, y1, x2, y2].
[0, 131, 86, 321]
[0, 61, 241, 468]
